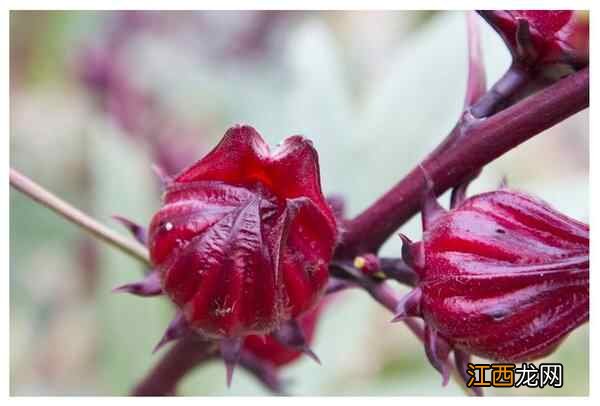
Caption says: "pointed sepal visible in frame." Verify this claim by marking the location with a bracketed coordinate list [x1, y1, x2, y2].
[424, 326, 451, 386]
[273, 319, 321, 365]
[300, 345, 321, 365]
[112, 270, 162, 297]
[113, 215, 148, 246]
[454, 349, 484, 396]
[392, 288, 422, 322]
[515, 18, 538, 63]
[400, 234, 425, 270]
[153, 312, 190, 354]
[220, 337, 243, 387]
[239, 350, 287, 395]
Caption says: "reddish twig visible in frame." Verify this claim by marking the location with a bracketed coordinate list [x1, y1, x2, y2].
[10, 168, 150, 265]
[379, 257, 418, 286]
[132, 337, 219, 396]
[330, 262, 424, 341]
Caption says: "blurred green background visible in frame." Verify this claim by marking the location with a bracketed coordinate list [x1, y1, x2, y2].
[9, 11, 588, 396]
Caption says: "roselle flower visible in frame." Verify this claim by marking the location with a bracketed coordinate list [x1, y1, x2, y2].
[479, 10, 589, 70]
[115, 124, 337, 383]
[394, 187, 588, 388]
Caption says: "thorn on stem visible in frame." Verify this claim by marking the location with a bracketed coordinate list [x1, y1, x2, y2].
[418, 165, 447, 231]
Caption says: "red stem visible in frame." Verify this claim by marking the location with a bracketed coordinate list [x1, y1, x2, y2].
[337, 67, 589, 257]
[132, 337, 218, 396]
[330, 262, 424, 340]
[365, 282, 425, 341]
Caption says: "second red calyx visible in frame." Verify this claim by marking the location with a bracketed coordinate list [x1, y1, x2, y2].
[394, 185, 589, 391]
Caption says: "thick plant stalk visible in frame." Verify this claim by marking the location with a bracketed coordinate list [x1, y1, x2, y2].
[132, 338, 219, 396]
[10, 168, 150, 265]
[349, 274, 424, 341]
[337, 67, 589, 257]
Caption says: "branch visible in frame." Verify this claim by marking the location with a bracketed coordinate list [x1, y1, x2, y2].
[10, 167, 150, 265]
[132, 337, 218, 396]
[337, 67, 589, 257]
[238, 351, 286, 395]
[133, 335, 287, 396]
[380, 257, 418, 286]
[330, 262, 424, 341]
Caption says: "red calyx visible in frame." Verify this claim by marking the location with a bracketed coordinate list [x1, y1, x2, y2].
[395, 186, 588, 389]
[148, 125, 337, 340]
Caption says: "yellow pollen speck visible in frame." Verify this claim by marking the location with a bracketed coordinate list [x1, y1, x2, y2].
[354, 256, 366, 269]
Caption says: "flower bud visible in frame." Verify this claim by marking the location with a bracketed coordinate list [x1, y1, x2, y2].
[480, 10, 588, 70]
[148, 125, 337, 340]
[395, 187, 588, 385]
[353, 253, 382, 277]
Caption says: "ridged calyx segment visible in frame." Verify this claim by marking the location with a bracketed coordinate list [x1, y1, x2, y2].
[394, 187, 589, 390]
[148, 125, 337, 340]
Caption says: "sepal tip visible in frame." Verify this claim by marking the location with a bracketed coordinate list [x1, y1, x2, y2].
[220, 337, 243, 387]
